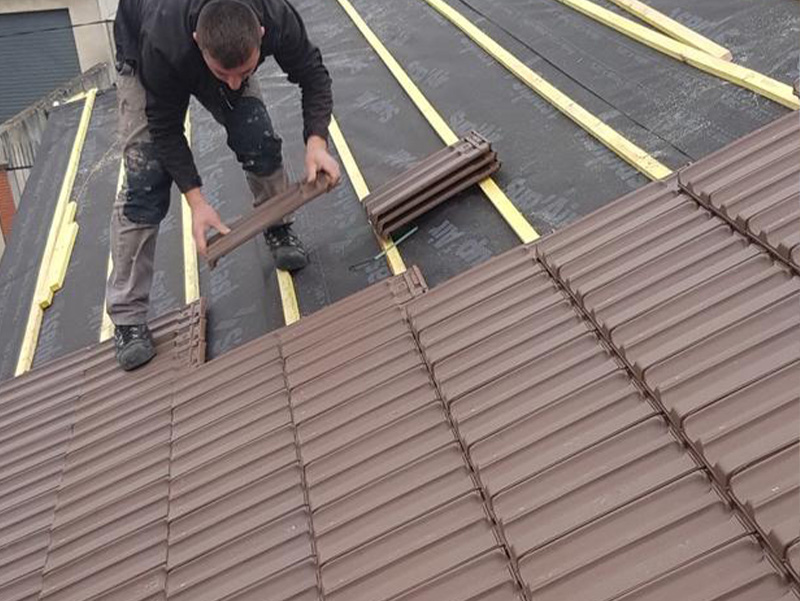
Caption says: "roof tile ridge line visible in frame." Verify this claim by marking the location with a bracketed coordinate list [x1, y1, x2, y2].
[725, 438, 800, 490]
[677, 180, 800, 277]
[37, 372, 93, 592]
[277, 336, 324, 598]
[532, 251, 797, 585]
[400, 303, 531, 600]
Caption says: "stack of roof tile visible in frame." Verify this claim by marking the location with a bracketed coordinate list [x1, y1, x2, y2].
[363, 131, 500, 237]
[1, 113, 798, 601]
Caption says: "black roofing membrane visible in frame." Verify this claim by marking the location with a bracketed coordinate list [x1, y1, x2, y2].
[1, 0, 797, 375]
[34, 92, 120, 368]
[191, 98, 287, 358]
[299, 0, 523, 287]
[455, 0, 793, 161]
[343, 0, 657, 230]
[254, 65, 390, 318]
[0, 103, 81, 382]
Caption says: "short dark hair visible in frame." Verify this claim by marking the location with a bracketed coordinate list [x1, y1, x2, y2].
[195, 0, 261, 69]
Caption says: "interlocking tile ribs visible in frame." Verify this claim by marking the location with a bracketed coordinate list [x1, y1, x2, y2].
[534, 112, 799, 596]
[678, 111, 800, 270]
[363, 131, 500, 237]
[519, 472, 747, 601]
[0, 300, 206, 601]
[730, 443, 800, 574]
[3, 114, 800, 601]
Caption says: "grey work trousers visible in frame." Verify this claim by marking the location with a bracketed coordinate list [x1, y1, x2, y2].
[106, 68, 286, 326]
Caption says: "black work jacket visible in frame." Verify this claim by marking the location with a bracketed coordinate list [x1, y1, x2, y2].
[114, 0, 332, 192]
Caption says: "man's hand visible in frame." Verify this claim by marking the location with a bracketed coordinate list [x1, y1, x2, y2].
[185, 188, 230, 256]
[305, 135, 341, 188]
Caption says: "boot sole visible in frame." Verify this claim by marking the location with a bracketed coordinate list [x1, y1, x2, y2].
[117, 341, 157, 371]
[275, 253, 310, 272]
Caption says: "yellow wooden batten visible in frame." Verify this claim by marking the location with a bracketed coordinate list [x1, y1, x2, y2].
[554, 0, 799, 110]
[181, 111, 201, 304]
[99, 162, 124, 342]
[334, 0, 540, 244]
[418, 0, 673, 181]
[329, 116, 408, 275]
[276, 269, 301, 325]
[605, 0, 732, 61]
[16, 89, 97, 375]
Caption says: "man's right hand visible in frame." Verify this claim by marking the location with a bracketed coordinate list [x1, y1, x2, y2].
[185, 188, 230, 256]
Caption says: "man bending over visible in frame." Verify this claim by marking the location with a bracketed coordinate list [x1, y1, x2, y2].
[109, 0, 340, 370]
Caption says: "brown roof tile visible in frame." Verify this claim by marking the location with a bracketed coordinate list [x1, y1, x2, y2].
[519, 472, 748, 601]
[614, 537, 797, 601]
[4, 115, 800, 600]
[494, 416, 697, 556]
[537, 176, 680, 269]
[389, 549, 521, 601]
[417, 271, 563, 365]
[679, 118, 798, 203]
[563, 202, 723, 300]
[204, 175, 332, 269]
[321, 493, 498, 601]
[586, 227, 754, 333]
[682, 362, 799, 486]
[363, 131, 499, 237]
[296, 377, 439, 463]
[307, 412, 454, 510]
[730, 443, 800, 562]
[677, 112, 800, 271]
[166, 511, 314, 601]
[646, 294, 799, 419]
[313, 446, 474, 564]
[433, 302, 588, 394]
[407, 246, 537, 331]
[470, 371, 653, 495]
[450, 334, 618, 444]
[788, 540, 800, 581]
[617, 257, 798, 379]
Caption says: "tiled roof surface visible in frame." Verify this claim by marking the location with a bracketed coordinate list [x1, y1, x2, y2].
[1, 113, 798, 600]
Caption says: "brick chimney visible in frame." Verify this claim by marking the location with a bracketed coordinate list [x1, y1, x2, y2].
[0, 164, 15, 239]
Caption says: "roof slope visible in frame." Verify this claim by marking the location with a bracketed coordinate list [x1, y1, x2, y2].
[3, 0, 797, 379]
[1, 112, 798, 600]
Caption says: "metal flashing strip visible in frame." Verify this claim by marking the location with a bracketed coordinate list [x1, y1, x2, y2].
[334, 0, 540, 244]
[551, 0, 800, 109]
[329, 116, 407, 275]
[15, 90, 98, 376]
[204, 175, 332, 269]
[363, 131, 500, 237]
[416, 0, 673, 181]
[604, 0, 732, 60]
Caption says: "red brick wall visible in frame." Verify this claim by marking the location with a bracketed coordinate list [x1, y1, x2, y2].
[0, 167, 15, 239]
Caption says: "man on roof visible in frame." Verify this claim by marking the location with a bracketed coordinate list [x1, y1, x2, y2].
[109, 0, 340, 370]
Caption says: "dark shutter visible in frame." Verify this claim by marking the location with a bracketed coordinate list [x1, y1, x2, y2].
[0, 9, 82, 123]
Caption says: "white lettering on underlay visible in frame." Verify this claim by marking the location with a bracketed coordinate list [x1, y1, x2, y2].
[428, 220, 492, 265]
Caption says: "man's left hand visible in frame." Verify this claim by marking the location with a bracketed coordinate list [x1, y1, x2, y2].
[305, 135, 341, 189]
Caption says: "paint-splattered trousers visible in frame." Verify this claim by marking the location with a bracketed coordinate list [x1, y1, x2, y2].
[106, 66, 286, 325]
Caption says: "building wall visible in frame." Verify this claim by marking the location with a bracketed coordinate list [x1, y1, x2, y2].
[0, 0, 116, 73]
